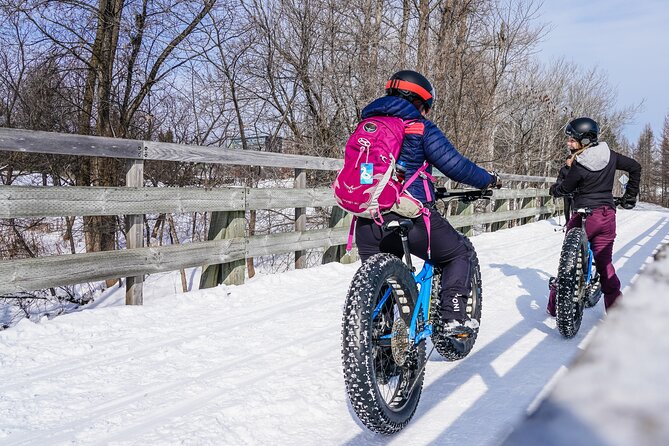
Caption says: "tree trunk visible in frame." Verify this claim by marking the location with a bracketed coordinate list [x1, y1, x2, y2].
[416, 0, 430, 73]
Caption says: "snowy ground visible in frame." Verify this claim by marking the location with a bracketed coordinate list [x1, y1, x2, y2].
[1, 204, 668, 446]
[502, 225, 669, 446]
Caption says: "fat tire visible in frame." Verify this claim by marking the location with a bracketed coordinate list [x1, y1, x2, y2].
[584, 272, 602, 308]
[430, 236, 483, 361]
[341, 253, 425, 434]
[556, 228, 588, 338]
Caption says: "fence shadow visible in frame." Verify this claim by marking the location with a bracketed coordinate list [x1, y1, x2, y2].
[342, 214, 669, 446]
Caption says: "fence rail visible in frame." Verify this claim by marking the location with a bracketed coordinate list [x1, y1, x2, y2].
[0, 127, 343, 170]
[0, 127, 560, 302]
[0, 186, 338, 218]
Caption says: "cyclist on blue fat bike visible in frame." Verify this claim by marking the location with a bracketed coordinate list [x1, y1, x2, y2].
[548, 117, 641, 315]
[352, 70, 501, 335]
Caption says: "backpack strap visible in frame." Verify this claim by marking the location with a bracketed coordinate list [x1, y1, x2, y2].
[346, 215, 357, 252]
[400, 161, 435, 258]
[401, 161, 434, 194]
[421, 168, 436, 201]
[421, 207, 432, 259]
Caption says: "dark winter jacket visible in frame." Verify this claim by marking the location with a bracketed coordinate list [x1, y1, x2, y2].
[361, 96, 492, 203]
[556, 163, 573, 217]
[550, 142, 641, 210]
[557, 163, 570, 182]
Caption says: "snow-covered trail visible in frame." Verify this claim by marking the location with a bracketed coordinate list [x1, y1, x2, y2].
[1, 205, 668, 446]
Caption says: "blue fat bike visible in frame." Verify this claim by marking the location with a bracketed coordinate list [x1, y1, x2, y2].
[554, 207, 603, 338]
[341, 189, 492, 434]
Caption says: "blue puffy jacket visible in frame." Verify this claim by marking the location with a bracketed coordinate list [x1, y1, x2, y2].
[361, 96, 492, 203]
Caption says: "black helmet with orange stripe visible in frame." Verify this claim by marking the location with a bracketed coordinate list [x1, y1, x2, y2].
[385, 70, 435, 111]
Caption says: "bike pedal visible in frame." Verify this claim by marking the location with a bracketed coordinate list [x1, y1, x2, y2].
[444, 327, 476, 339]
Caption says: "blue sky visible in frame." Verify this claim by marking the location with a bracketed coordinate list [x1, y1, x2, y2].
[536, 0, 669, 142]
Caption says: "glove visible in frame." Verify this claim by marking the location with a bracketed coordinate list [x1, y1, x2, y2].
[549, 183, 558, 197]
[488, 171, 502, 189]
[619, 193, 636, 209]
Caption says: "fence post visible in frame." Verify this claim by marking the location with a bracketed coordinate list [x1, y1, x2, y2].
[491, 197, 509, 232]
[295, 168, 307, 269]
[457, 200, 474, 236]
[125, 159, 144, 305]
[200, 208, 246, 287]
[521, 185, 537, 225]
[322, 206, 358, 264]
[538, 192, 552, 221]
[537, 194, 545, 221]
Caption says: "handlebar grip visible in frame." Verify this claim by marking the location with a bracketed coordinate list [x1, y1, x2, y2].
[435, 187, 493, 202]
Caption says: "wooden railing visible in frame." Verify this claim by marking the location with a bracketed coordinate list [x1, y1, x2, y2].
[0, 127, 560, 303]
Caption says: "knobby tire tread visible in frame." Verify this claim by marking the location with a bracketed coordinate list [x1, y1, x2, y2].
[556, 228, 587, 338]
[341, 253, 425, 434]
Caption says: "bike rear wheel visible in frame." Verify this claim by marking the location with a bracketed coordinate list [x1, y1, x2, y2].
[430, 236, 483, 360]
[556, 228, 588, 338]
[341, 253, 425, 434]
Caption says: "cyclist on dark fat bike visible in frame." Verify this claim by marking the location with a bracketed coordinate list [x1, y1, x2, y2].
[548, 117, 641, 314]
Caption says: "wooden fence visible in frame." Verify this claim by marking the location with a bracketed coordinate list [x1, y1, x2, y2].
[0, 127, 560, 304]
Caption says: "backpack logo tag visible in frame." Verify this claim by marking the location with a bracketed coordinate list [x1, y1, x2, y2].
[358, 137, 371, 148]
[360, 163, 373, 184]
[363, 122, 377, 133]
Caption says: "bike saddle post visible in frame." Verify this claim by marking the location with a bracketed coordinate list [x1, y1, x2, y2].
[383, 220, 414, 270]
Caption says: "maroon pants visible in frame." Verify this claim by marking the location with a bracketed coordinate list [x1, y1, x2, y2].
[566, 206, 621, 308]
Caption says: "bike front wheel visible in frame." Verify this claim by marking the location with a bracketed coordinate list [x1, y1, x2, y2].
[341, 253, 425, 434]
[556, 228, 588, 338]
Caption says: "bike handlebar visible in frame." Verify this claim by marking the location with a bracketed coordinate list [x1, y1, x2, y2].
[434, 187, 493, 203]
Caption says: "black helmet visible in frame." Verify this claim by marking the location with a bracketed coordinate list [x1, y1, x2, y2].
[385, 70, 435, 111]
[565, 117, 599, 146]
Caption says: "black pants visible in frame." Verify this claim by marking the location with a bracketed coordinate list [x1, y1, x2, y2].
[355, 209, 473, 320]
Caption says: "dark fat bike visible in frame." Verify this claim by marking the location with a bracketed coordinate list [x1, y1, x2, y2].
[554, 207, 603, 338]
[341, 189, 491, 434]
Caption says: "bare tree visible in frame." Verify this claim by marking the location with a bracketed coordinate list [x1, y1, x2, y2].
[7, 0, 216, 259]
[661, 115, 669, 206]
[636, 124, 655, 202]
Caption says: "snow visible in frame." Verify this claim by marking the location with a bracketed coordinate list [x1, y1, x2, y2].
[1, 204, 668, 445]
[502, 208, 669, 446]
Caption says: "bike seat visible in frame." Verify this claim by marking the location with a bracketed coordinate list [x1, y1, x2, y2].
[382, 219, 414, 234]
[576, 208, 593, 216]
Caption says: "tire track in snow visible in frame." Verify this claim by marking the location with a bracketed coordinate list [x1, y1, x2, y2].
[4, 322, 337, 446]
[0, 289, 338, 393]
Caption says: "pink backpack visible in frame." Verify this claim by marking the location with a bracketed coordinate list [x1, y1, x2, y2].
[332, 116, 435, 255]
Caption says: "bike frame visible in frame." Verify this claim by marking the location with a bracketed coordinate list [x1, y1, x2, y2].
[373, 188, 492, 348]
[373, 262, 435, 347]
[586, 243, 594, 284]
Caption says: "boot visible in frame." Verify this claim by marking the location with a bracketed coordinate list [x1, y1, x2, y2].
[547, 277, 557, 317]
[604, 291, 622, 310]
[443, 318, 479, 337]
